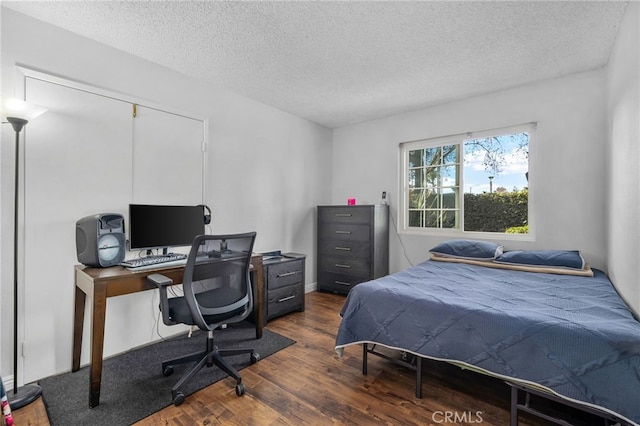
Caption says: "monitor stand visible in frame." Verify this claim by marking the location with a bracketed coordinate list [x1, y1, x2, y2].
[145, 248, 171, 256]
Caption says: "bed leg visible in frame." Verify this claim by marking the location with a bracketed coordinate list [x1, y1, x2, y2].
[510, 385, 518, 426]
[362, 343, 368, 375]
[415, 356, 423, 398]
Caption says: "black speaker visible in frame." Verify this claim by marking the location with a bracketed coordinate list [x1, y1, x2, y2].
[76, 213, 126, 267]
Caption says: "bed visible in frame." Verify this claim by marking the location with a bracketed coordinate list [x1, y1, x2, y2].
[335, 242, 640, 425]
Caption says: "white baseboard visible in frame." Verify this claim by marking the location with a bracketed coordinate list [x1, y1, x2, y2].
[2, 374, 14, 391]
[305, 281, 317, 293]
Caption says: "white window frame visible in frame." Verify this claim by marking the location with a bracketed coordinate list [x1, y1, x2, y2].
[398, 123, 536, 241]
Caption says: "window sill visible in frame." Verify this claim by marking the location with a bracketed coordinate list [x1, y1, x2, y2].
[398, 228, 536, 242]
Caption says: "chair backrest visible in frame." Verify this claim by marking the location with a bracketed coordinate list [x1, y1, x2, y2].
[183, 232, 257, 331]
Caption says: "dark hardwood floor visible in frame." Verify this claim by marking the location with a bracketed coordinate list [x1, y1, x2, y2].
[13, 291, 604, 425]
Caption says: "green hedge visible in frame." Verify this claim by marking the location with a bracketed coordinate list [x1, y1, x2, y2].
[464, 189, 528, 232]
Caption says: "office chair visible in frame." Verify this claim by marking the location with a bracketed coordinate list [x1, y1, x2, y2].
[147, 232, 259, 406]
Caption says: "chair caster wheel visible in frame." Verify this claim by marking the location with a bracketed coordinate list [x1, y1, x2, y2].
[163, 366, 174, 376]
[173, 391, 185, 406]
[235, 383, 245, 396]
[250, 353, 260, 364]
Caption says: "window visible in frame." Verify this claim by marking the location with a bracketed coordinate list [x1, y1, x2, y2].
[400, 123, 534, 237]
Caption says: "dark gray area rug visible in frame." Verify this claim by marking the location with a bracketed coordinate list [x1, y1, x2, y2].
[39, 322, 295, 425]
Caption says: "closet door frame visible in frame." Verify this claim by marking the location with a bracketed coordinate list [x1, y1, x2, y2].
[14, 67, 209, 200]
[9, 65, 208, 386]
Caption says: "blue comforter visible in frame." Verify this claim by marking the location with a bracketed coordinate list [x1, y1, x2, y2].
[335, 260, 640, 424]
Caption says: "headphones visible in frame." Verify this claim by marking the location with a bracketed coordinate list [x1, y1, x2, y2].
[200, 204, 211, 225]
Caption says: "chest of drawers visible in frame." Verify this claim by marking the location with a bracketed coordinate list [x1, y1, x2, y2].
[317, 205, 389, 294]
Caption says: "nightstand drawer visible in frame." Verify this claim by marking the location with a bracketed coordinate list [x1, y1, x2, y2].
[318, 240, 370, 258]
[319, 256, 370, 277]
[320, 224, 370, 242]
[318, 206, 371, 224]
[266, 259, 304, 290]
[267, 284, 304, 320]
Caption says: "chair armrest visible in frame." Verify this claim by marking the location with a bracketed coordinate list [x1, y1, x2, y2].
[147, 273, 173, 287]
[147, 273, 176, 326]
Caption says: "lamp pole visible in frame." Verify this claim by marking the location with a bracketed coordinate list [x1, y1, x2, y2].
[6, 116, 43, 409]
[2, 98, 47, 408]
[9, 119, 27, 392]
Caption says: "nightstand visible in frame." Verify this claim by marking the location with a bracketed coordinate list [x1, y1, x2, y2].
[263, 253, 306, 323]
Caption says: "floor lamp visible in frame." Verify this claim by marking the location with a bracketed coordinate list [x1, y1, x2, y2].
[1, 97, 47, 409]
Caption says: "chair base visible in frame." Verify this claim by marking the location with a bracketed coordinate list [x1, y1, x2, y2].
[162, 331, 258, 405]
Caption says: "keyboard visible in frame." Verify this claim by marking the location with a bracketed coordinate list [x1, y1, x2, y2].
[120, 253, 188, 270]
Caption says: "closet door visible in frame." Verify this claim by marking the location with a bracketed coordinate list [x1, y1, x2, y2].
[23, 77, 133, 382]
[18, 72, 207, 383]
[132, 106, 204, 205]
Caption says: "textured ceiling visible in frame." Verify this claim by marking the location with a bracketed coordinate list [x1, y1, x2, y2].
[2, 1, 629, 128]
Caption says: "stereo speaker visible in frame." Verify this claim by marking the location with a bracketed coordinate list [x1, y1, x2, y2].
[76, 213, 126, 267]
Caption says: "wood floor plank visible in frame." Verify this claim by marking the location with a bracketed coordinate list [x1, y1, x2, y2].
[12, 291, 607, 425]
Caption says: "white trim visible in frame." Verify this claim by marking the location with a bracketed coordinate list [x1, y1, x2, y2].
[464, 122, 537, 140]
[399, 228, 536, 242]
[399, 132, 466, 151]
[1, 374, 14, 392]
[16, 65, 207, 123]
[398, 123, 536, 239]
[305, 281, 317, 294]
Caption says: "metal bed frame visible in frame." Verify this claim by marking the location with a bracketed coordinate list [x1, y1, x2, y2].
[362, 343, 634, 426]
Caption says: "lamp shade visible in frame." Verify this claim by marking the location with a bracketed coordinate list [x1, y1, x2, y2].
[1, 97, 47, 122]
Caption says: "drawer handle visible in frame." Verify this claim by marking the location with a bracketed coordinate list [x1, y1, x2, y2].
[335, 213, 352, 217]
[276, 271, 297, 278]
[277, 295, 296, 303]
[335, 230, 351, 234]
[334, 247, 351, 251]
[335, 281, 351, 286]
[335, 263, 351, 269]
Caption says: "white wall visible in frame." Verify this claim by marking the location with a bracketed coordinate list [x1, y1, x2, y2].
[1, 8, 332, 384]
[332, 70, 608, 273]
[606, 2, 640, 316]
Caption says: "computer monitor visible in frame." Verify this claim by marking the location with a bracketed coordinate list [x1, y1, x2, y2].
[128, 204, 205, 252]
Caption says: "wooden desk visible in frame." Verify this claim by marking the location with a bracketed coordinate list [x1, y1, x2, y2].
[71, 254, 264, 408]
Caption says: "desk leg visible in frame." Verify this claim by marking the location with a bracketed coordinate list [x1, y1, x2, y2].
[72, 285, 86, 372]
[88, 282, 108, 408]
[252, 256, 264, 339]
